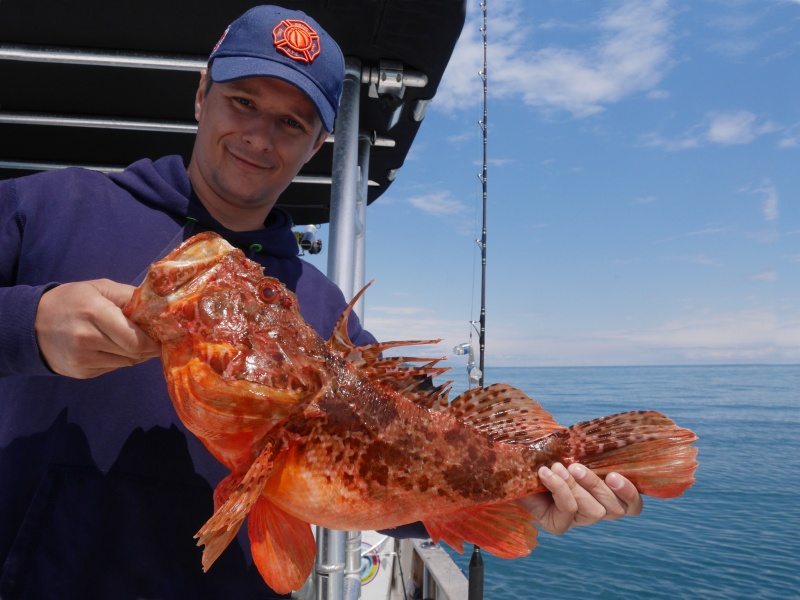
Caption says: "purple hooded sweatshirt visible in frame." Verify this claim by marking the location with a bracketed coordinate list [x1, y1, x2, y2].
[0, 156, 417, 598]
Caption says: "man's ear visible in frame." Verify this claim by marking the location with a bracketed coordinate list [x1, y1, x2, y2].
[311, 131, 329, 155]
[195, 70, 209, 121]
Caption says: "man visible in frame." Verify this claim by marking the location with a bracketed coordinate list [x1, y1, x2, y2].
[0, 5, 642, 598]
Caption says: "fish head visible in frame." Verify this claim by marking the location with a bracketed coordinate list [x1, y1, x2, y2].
[124, 231, 247, 342]
[125, 231, 329, 391]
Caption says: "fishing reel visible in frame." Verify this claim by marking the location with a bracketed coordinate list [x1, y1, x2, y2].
[453, 342, 482, 385]
[295, 225, 323, 255]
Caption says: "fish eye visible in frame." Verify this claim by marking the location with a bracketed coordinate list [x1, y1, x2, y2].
[258, 281, 281, 304]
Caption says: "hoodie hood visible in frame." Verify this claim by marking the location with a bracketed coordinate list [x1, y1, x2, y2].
[110, 156, 301, 260]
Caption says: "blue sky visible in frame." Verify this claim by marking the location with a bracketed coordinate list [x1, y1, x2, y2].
[301, 0, 799, 369]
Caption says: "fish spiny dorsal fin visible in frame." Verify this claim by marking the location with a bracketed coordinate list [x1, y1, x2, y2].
[328, 281, 373, 353]
[344, 339, 442, 369]
[449, 383, 567, 445]
[328, 281, 442, 369]
[360, 357, 452, 408]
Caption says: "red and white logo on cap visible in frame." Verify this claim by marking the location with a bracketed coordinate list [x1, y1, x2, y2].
[212, 26, 229, 54]
[272, 19, 321, 63]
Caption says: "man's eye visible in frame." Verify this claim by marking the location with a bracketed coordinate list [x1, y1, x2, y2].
[285, 118, 302, 129]
[234, 97, 253, 108]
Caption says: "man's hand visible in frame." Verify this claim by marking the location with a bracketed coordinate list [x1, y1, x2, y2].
[35, 279, 161, 379]
[516, 462, 643, 534]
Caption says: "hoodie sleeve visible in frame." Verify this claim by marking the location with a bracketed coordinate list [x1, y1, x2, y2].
[0, 178, 58, 376]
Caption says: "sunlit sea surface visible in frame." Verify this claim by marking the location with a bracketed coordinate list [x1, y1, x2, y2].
[438, 365, 800, 600]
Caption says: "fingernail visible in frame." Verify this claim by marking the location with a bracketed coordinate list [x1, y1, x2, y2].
[569, 463, 587, 478]
[539, 466, 553, 480]
[606, 472, 623, 490]
[551, 463, 570, 481]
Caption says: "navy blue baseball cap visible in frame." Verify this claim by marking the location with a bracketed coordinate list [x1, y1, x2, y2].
[208, 5, 345, 132]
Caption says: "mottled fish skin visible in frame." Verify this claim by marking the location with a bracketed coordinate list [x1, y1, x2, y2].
[124, 232, 699, 594]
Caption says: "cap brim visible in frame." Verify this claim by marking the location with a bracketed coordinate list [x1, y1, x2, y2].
[211, 57, 335, 132]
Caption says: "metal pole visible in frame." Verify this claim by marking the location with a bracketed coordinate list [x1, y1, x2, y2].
[327, 57, 362, 301]
[318, 56, 363, 600]
[343, 530, 363, 600]
[315, 527, 346, 600]
[0, 43, 205, 71]
[352, 135, 371, 322]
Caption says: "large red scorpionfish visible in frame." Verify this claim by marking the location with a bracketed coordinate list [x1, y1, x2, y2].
[124, 232, 698, 593]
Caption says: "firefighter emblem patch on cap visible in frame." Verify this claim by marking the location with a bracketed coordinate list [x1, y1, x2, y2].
[212, 26, 229, 54]
[272, 19, 321, 63]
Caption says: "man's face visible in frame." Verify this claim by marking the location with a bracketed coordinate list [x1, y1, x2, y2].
[188, 74, 328, 230]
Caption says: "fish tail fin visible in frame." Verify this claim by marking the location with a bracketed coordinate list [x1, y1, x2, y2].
[248, 496, 317, 594]
[563, 411, 698, 498]
[424, 501, 538, 558]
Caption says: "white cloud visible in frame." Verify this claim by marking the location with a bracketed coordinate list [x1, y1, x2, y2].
[706, 111, 773, 144]
[748, 270, 778, 283]
[642, 110, 780, 150]
[656, 228, 727, 244]
[778, 123, 800, 148]
[740, 179, 779, 221]
[484, 309, 800, 366]
[679, 254, 723, 267]
[407, 191, 469, 217]
[434, 0, 676, 118]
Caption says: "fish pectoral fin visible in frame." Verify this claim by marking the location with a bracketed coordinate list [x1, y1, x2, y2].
[195, 441, 278, 571]
[249, 496, 316, 595]
[424, 502, 538, 559]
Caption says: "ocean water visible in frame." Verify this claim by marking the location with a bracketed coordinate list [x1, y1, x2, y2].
[439, 365, 800, 600]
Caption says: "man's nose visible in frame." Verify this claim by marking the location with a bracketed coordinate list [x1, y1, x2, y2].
[242, 119, 275, 151]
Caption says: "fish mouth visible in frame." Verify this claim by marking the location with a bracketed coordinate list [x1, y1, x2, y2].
[124, 233, 235, 334]
[150, 233, 234, 297]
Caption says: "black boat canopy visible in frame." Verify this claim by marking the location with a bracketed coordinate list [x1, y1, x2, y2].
[0, 0, 466, 225]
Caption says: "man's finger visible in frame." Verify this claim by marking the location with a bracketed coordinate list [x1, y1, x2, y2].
[605, 472, 644, 517]
[90, 280, 160, 358]
[568, 463, 627, 521]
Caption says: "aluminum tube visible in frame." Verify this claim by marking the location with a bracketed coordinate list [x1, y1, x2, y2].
[317, 56, 362, 600]
[0, 44, 205, 71]
[326, 57, 362, 300]
[0, 160, 358, 187]
[326, 133, 394, 148]
[342, 531, 363, 600]
[315, 527, 347, 600]
[0, 160, 125, 173]
[0, 111, 196, 133]
[351, 135, 371, 322]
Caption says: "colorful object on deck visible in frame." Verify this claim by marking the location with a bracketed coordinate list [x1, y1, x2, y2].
[124, 232, 699, 594]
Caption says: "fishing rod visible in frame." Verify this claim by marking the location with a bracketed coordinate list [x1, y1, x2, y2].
[469, 1, 488, 598]
[477, 0, 488, 393]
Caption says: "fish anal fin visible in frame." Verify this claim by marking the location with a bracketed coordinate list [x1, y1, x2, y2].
[424, 502, 538, 559]
[449, 383, 566, 445]
[195, 441, 277, 571]
[249, 496, 316, 594]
